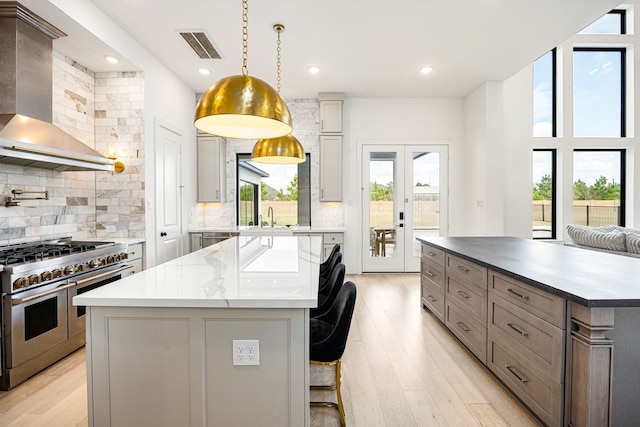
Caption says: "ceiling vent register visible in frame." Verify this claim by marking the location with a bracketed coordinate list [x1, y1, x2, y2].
[179, 31, 222, 59]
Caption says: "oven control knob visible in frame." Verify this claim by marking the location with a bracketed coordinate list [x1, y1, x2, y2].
[13, 277, 28, 290]
[52, 268, 63, 278]
[40, 271, 53, 282]
[75, 263, 84, 272]
[64, 265, 77, 275]
[120, 252, 129, 260]
[90, 258, 105, 268]
[107, 255, 115, 264]
[28, 274, 40, 285]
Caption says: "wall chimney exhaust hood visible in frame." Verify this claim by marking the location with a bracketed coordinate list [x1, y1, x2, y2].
[0, 2, 115, 172]
[0, 114, 114, 171]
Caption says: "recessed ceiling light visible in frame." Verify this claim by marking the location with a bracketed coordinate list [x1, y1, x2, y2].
[308, 66, 320, 74]
[198, 68, 211, 75]
[420, 66, 433, 75]
[105, 55, 119, 64]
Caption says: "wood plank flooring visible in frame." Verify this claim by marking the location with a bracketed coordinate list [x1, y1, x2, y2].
[0, 273, 540, 426]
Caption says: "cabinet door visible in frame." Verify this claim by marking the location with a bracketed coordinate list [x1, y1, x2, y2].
[320, 135, 342, 201]
[197, 137, 226, 202]
[320, 100, 342, 133]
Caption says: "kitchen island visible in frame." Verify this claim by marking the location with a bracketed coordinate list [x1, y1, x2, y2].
[418, 236, 640, 427]
[74, 235, 322, 427]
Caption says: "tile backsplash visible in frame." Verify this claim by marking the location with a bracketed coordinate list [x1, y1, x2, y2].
[0, 51, 145, 245]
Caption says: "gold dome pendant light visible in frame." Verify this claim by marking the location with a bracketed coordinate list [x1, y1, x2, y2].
[251, 24, 305, 164]
[194, 0, 293, 139]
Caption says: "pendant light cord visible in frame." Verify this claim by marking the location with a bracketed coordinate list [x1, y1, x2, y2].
[242, 0, 249, 76]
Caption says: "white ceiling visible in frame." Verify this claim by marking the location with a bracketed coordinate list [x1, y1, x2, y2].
[19, 0, 621, 99]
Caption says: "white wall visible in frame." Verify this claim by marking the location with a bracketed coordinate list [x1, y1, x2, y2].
[343, 98, 464, 273]
[51, 0, 198, 267]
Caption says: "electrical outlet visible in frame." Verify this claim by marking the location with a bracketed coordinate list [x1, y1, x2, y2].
[233, 339, 260, 365]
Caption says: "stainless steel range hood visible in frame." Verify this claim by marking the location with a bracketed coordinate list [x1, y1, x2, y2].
[0, 114, 114, 171]
[0, 2, 114, 172]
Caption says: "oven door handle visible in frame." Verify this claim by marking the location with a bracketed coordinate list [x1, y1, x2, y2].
[73, 264, 134, 286]
[12, 282, 76, 305]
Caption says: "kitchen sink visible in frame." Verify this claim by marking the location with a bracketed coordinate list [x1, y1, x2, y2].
[240, 226, 294, 236]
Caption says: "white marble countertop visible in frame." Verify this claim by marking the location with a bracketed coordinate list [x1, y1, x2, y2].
[73, 235, 322, 309]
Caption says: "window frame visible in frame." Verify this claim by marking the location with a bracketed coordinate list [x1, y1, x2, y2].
[533, 49, 557, 138]
[573, 47, 627, 138]
[533, 149, 557, 240]
[572, 148, 626, 227]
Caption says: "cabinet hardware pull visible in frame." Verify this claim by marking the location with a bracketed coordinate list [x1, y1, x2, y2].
[456, 290, 470, 299]
[428, 252, 437, 257]
[425, 270, 435, 277]
[457, 265, 470, 273]
[427, 295, 436, 302]
[456, 321, 470, 332]
[506, 365, 529, 383]
[507, 288, 530, 300]
[506, 322, 529, 337]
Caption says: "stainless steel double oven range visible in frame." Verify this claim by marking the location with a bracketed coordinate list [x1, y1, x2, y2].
[0, 237, 133, 390]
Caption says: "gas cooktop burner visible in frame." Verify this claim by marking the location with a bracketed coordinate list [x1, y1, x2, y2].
[0, 240, 114, 266]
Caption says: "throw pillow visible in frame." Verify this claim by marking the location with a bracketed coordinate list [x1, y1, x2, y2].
[627, 233, 640, 254]
[566, 224, 627, 252]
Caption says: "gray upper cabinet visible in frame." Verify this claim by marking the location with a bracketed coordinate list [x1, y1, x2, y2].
[319, 100, 343, 133]
[320, 135, 342, 201]
[197, 136, 226, 202]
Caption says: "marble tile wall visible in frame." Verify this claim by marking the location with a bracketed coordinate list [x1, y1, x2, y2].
[94, 72, 145, 239]
[188, 98, 345, 229]
[0, 52, 145, 245]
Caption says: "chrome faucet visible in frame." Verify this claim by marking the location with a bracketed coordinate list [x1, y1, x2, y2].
[267, 206, 274, 227]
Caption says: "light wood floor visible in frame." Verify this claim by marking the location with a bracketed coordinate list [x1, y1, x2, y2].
[0, 273, 540, 426]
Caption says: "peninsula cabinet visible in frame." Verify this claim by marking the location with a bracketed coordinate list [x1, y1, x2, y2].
[197, 136, 226, 202]
[418, 236, 640, 427]
[320, 135, 342, 201]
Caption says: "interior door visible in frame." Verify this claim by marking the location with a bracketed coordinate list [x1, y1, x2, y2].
[155, 120, 182, 264]
[362, 145, 448, 272]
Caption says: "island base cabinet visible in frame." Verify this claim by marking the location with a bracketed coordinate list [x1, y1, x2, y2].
[85, 306, 310, 427]
[487, 334, 563, 427]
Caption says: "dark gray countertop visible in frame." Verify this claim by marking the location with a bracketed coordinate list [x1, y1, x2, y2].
[418, 236, 640, 308]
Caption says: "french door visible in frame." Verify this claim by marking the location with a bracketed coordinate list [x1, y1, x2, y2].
[362, 145, 448, 272]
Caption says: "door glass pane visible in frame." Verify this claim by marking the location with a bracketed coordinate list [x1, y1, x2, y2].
[412, 152, 440, 256]
[369, 152, 396, 258]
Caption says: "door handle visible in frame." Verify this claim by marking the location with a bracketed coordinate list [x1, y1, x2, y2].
[160, 232, 167, 237]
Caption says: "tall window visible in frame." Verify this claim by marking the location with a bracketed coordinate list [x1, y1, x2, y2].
[572, 150, 625, 226]
[579, 9, 626, 34]
[237, 154, 311, 226]
[533, 150, 556, 239]
[573, 48, 626, 137]
[533, 49, 556, 137]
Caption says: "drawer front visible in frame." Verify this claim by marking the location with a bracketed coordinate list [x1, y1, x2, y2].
[488, 334, 562, 427]
[488, 294, 564, 381]
[126, 258, 144, 276]
[127, 243, 143, 260]
[489, 271, 565, 328]
[421, 279, 444, 321]
[421, 244, 445, 266]
[446, 273, 487, 325]
[421, 259, 445, 290]
[445, 302, 487, 363]
[447, 254, 487, 287]
[324, 233, 344, 244]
